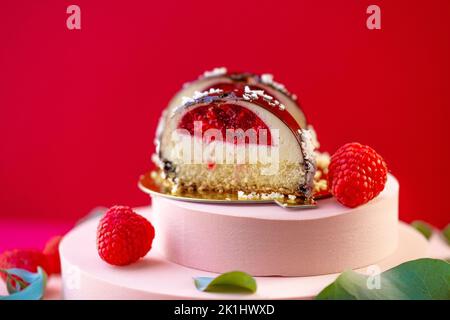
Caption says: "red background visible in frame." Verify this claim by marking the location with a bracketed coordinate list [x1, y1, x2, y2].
[1, 0, 449, 228]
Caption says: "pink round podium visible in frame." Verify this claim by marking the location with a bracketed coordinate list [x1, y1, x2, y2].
[60, 204, 428, 299]
[152, 175, 402, 276]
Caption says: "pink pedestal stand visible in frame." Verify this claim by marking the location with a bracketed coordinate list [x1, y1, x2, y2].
[60, 209, 427, 300]
[152, 175, 401, 276]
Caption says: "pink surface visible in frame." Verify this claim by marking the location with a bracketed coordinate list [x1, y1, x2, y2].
[0, 1, 449, 228]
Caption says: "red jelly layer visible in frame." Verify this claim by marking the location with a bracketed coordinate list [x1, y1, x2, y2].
[178, 103, 272, 145]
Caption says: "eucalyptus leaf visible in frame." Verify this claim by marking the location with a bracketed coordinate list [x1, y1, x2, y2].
[443, 224, 450, 246]
[0, 267, 47, 300]
[411, 221, 433, 239]
[194, 271, 257, 294]
[316, 258, 450, 300]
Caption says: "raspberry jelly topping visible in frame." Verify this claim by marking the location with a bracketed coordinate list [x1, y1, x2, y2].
[177, 103, 272, 145]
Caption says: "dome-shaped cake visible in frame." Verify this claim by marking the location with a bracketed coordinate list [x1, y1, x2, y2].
[154, 87, 316, 201]
[153, 68, 324, 201]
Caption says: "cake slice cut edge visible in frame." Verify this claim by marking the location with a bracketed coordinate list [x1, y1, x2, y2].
[153, 88, 317, 202]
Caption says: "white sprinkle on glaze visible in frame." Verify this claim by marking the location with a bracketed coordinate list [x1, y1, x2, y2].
[181, 96, 195, 105]
[237, 190, 285, 200]
[202, 67, 227, 78]
[259, 73, 297, 99]
[261, 73, 274, 84]
[307, 125, 320, 149]
[242, 86, 286, 110]
[192, 88, 223, 100]
[299, 129, 316, 166]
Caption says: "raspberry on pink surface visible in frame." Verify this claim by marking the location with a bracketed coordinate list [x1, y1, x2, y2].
[43, 235, 63, 275]
[96, 205, 155, 266]
[0, 249, 51, 281]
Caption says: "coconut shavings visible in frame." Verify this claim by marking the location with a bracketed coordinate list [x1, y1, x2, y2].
[299, 129, 316, 165]
[260, 73, 297, 100]
[237, 191, 287, 200]
[298, 128, 317, 198]
[202, 67, 227, 79]
[307, 125, 320, 149]
[192, 88, 223, 99]
[316, 151, 330, 170]
[243, 86, 286, 111]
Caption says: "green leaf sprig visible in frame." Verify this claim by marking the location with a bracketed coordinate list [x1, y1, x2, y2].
[194, 271, 257, 294]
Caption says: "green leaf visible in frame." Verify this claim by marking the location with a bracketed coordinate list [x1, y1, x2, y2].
[411, 220, 433, 239]
[443, 224, 450, 246]
[0, 267, 47, 300]
[194, 271, 257, 294]
[316, 258, 450, 300]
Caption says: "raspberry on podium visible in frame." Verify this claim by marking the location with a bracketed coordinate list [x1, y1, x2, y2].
[97, 205, 155, 266]
[329, 142, 388, 208]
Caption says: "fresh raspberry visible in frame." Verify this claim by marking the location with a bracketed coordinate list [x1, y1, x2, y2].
[0, 249, 50, 282]
[43, 235, 63, 274]
[328, 142, 388, 208]
[97, 205, 155, 266]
